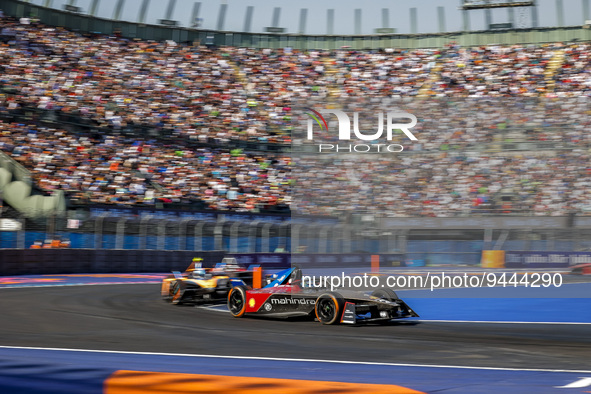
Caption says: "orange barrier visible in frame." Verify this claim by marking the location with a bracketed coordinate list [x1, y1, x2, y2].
[371, 254, 380, 273]
[481, 250, 505, 268]
[104, 371, 424, 394]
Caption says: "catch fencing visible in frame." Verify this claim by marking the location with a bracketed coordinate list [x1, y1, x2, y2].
[2, 212, 591, 267]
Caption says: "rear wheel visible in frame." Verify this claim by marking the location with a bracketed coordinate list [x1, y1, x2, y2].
[315, 292, 345, 325]
[371, 288, 399, 301]
[228, 286, 247, 317]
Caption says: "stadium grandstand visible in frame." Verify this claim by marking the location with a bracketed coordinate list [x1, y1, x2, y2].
[0, 0, 590, 257]
[1, 3, 591, 392]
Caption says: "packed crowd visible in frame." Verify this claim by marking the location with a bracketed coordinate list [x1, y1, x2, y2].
[295, 97, 591, 151]
[3, 104, 590, 217]
[0, 16, 286, 144]
[554, 43, 591, 94]
[294, 150, 591, 217]
[1, 15, 591, 216]
[429, 42, 555, 96]
[1, 18, 590, 141]
[0, 121, 291, 212]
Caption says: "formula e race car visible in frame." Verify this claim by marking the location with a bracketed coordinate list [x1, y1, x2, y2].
[227, 267, 419, 325]
[571, 263, 591, 275]
[161, 258, 253, 304]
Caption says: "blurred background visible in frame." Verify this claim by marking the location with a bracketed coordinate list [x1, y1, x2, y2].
[1, 2, 591, 393]
[0, 0, 590, 270]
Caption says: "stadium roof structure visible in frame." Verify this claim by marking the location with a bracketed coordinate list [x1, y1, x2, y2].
[3, 0, 591, 49]
[461, 1, 535, 10]
[7, 0, 589, 36]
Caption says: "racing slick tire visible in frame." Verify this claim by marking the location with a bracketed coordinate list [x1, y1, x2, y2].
[371, 288, 399, 301]
[228, 285, 248, 318]
[171, 281, 184, 305]
[315, 292, 345, 325]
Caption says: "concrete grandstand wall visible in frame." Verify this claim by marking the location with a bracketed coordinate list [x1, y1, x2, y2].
[0, 152, 66, 218]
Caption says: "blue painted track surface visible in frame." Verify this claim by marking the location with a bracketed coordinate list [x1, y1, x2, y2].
[397, 283, 591, 323]
[405, 297, 591, 323]
[0, 347, 589, 393]
[1, 274, 590, 392]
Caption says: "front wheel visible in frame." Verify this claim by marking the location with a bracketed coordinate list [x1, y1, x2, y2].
[228, 286, 247, 317]
[171, 281, 184, 304]
[315, 292, 345, 325]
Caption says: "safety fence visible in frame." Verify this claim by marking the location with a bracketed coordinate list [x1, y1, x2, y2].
[0, 215, 290, 253]
[3, 213, 591, 268]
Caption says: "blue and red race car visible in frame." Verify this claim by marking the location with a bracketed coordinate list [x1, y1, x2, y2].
[227, 267, 418, 325]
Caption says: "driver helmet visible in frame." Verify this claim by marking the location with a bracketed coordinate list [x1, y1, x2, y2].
[192, 257, 203, 269]
[192, 268, 206, 278]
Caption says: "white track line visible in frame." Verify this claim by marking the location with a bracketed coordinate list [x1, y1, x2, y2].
[0, 345, 589, 374]
[198, 305, 231, 313]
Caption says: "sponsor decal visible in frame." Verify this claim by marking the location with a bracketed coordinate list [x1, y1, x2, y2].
[270, 297, 316, 305]
[0, 218, 22, 231]
[248, 298, 256, 308]
[506, 251, 591, 267]
[264, 303, 272, 311]
[341, 302, 356, 324]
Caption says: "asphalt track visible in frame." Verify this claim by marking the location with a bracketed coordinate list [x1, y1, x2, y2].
[0, 283, 590, 372]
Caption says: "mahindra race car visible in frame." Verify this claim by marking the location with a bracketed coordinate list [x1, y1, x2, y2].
[162, 257, 253, 304]
[227, 267, 419, 325]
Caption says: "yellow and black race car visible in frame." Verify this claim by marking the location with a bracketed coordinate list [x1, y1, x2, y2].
[161, 258, 253, 304]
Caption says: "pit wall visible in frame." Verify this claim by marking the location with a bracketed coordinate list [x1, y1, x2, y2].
[0, 249, 225, 275]
[0, 251, 406, 275]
